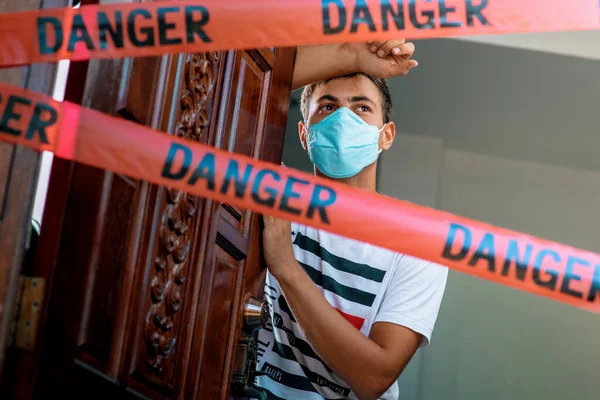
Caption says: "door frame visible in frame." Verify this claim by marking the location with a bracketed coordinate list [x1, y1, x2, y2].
[0, 0, 97, 395]
[0, 0, 77, 379]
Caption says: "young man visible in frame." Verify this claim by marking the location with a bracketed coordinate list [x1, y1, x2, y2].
[256, 40, 448, 400]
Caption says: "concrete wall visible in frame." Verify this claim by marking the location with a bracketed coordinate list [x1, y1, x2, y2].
[282, 39, 600, 400]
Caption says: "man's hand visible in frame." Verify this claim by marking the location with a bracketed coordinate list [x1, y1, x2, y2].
[348, 39, 418, 78]
[262, 215, 296, 280]
[292, 39, 418, 90]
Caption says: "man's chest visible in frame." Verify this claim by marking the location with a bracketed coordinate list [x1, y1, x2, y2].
[290, 227, 397, 334]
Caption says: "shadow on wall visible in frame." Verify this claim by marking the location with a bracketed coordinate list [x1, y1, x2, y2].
[388, 38, 600, 173]
[282, 91, 314, 174]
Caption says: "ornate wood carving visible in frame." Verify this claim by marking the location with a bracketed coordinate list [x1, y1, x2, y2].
[144, 52, 220, 375]
[175, 52, 220, 142]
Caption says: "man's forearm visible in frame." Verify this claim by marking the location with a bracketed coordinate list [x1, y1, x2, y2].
[274, 261, 397, 400]
[291, 44, 358, 91]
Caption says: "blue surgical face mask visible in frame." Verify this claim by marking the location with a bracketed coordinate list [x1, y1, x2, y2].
[307, 107, 385, 179]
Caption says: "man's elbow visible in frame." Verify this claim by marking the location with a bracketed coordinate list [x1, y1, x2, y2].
[357, 374, 398, 400]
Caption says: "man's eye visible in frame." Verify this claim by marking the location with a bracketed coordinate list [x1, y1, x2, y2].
[356, 105, 371, 112]
[319, 104, 335, 112]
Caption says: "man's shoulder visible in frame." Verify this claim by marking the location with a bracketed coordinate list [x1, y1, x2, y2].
[393, 253, 450, 284]
[397, 252, 449, 268]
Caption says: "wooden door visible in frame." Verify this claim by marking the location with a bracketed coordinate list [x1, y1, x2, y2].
[1, 19, 295, 399]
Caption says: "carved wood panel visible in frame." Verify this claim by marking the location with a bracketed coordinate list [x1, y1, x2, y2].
[76, 174, 138, 367]
[127, 51, 225, 396]
[67, 50, 169, 382]
[144, 53, 221, 376]
[195, 212, 250, 399]
[176, 52, 221, 143]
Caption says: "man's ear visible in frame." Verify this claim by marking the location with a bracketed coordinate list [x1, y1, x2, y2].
[379, 121, 396, 151]
[298, 121, 309, 151]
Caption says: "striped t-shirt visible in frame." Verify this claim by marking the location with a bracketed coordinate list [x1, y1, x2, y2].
[256, 222, 448, 400]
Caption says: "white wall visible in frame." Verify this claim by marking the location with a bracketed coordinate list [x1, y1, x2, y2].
[380, 136, 600, 400]
[439, 150, 600, 400]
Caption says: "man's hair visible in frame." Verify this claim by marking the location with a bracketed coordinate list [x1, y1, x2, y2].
[300, 72, 393, 125]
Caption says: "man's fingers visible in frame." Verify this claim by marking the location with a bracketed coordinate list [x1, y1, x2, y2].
[369, 40, 384, 53]
[400, 59, 418, 69]
[403, 59, 419, 72]
[387, 58, 418, 76]
[368, 39, 406, 56]
[373, 39, 407, 58]
[398, 42, 416, 59]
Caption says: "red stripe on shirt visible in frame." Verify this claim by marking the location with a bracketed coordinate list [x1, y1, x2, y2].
[335, 308, 365, 330]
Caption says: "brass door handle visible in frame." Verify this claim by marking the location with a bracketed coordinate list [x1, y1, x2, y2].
[231, 297, 271, 398]
[242, 296, 270, 333]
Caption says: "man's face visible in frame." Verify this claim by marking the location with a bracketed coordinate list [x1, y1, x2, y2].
[299, 74, 396, 157]
[306, 74, 385, 128]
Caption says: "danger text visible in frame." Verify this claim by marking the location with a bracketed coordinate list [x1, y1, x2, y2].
[442, 223, 600, 303]
[161, 143, 338, 224]
[322, 0, 489, 34]
[37, 6, 211, 55]
[0, 93, 56, 144]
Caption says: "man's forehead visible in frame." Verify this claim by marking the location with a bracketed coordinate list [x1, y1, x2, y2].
[312, 75, 381, 103]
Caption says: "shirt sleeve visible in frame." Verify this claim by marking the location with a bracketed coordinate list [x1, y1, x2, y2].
[373, 255, 448, 348]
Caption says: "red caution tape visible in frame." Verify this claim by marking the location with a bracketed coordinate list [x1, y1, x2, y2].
[0, 82, 599, 313]
[1, 0, 600, 68]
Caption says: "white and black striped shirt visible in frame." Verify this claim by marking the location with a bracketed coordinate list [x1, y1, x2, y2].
[256, 223, 448, 400]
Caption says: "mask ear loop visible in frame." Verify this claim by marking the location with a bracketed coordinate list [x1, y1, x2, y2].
[301, 123, 310, 151]
[377, 122, 388, 154]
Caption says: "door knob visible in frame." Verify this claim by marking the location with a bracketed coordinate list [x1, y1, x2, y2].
[242, 296, 270, 333]
[231, 297, 272, 398]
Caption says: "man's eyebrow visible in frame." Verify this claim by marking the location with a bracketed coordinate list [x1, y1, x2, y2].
[349, 95, 376, 105]
[316, 94, 340, 103]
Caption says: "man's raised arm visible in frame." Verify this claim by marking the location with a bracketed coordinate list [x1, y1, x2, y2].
[291, 40, 418, 91]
